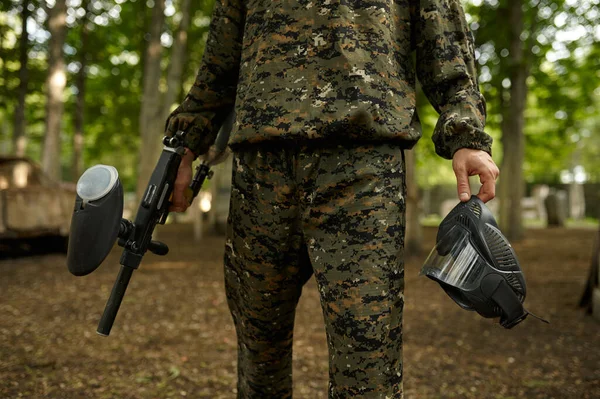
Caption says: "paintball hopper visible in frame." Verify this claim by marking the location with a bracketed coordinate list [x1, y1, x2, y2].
[421, 196, 548, 329]
[67, 165, 124, 276]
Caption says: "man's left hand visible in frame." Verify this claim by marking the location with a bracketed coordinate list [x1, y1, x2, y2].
[452, 148, 500, 203]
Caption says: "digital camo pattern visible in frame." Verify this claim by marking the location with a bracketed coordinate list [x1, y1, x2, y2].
[225, 142, 406, 398]
[414, 0, 492, 158]
[165, 0, 245, 157]
[165, 0, 492, 159]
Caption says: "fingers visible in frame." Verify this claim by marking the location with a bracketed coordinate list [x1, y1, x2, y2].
[170, 179, 189, 213]
[169, 160, 194, 213]
[476, 157, 500, 203]
[165, 117, 179, 137]
[453, 149, 500, 204]
[454, 165, 472, 202]
[477, 172, 496, 203]
[165, 114, 188, 137]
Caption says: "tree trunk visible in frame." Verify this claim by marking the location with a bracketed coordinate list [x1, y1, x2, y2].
[13, 0, 30, 157]
[498, 0, 527, 241]
[72, 0, 89, 180]
[497, 79, 509, 229]
[580, 223, 600, 319]
[2, 118, 9, 155]
[42, 0, 68, 181]
[136, 0, 166, 202]
[162, 0, 192, 121]
[405, 149, 422, 256]
[0, 23, 9, 154]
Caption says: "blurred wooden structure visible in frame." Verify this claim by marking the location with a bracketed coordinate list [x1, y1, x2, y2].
[0, 157, 74, 240]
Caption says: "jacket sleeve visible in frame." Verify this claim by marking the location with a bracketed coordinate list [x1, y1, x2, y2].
[165, 0, 244, 157]
[412, 0, 493, 159]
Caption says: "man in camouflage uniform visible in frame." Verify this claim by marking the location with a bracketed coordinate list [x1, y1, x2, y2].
[166, 0, 499, 397]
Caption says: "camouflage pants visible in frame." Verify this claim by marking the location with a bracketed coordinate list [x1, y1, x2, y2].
[224, 141, 406, 398]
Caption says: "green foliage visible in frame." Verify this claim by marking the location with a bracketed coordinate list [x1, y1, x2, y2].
[0, 0, 598, 189]
[464, 0, 599, 183]
[0, 0, 216, 190]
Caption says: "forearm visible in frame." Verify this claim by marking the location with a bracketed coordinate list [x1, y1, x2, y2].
[413, 0, 492, 159]
[166, 0, 244, 157]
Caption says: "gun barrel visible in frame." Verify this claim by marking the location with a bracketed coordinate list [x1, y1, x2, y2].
[97, 265, 134, 336]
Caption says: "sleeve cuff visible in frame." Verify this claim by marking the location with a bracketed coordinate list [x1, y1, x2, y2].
[432, 92, 493, 159]
[184, 124, 218, 159]
[165, 106, 219, 159]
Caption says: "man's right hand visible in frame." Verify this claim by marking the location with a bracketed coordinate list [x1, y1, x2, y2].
[170, 148, 196, 213]
[452, 148, 500, 204]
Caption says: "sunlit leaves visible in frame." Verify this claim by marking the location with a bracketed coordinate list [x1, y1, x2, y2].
[465, 0, 599, 183]
[0, 0, 216, 188]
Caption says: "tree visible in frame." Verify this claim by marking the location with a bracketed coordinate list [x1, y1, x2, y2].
[0, 0, 596, 203]
[71, 0, 89, 180]
[467, 0, 598, 238]
[41, 0, 67, 180]
[13, 0, 29, 157]
[136, 0, 196, 201]
[163, 0, 192, 121]
[136, 0, 166, 201]
[496, 0, 530, 240]
[580, 223, 600, 318]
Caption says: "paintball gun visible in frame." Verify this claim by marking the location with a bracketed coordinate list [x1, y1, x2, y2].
[67, 111, 234, 336]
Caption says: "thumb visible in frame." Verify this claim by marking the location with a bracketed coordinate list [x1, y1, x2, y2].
[455, 168, 471, 202]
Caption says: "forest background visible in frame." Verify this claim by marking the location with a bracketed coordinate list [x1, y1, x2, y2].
[0, 0, 599, 241]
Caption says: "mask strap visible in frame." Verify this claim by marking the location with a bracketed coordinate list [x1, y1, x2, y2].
[492, 280, 527, 329]
[524, 310, 550, 324]
[486, 278, 549, 328]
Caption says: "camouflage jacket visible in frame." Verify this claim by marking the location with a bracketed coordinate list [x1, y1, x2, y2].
[166, 0, 493, 160]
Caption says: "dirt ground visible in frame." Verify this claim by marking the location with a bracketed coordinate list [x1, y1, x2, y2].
[1, 225, 599, 399]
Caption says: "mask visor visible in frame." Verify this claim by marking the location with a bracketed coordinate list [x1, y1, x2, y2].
[420, 226, 486, 291]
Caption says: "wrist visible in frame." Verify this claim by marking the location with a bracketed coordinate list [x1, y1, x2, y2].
[452, 147, 491, 159]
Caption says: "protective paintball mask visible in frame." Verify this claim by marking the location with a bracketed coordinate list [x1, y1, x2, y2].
[421, 196, 548, 329]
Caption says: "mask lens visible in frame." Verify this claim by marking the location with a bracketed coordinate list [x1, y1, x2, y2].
[421, 226, 486, 290]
